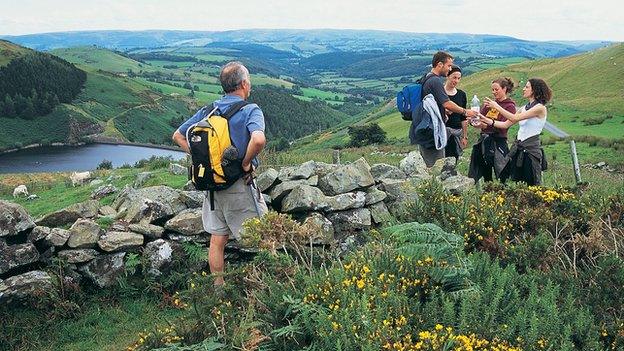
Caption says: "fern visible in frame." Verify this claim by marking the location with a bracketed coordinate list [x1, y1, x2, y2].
[383, 222, 473, 297]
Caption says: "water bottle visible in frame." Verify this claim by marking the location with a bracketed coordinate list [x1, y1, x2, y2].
[471, 95, 480, 112]
[470, 95, 480, 126]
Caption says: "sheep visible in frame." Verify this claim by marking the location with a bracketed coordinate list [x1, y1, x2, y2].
[13, 185, 29, 198]
[70, 171, 92, 187]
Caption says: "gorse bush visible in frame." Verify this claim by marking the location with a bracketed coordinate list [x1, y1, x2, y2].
[420, 253, 600, 351]
[397, 178, 615, 271]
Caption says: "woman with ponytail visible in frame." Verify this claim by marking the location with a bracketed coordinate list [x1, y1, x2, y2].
[479, 78, 552, 185]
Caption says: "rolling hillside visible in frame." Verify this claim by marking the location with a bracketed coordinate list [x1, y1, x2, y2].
[0, 42, 194, 151]
[0, 43, 353, 151]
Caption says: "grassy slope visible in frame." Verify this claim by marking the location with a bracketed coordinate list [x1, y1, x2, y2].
[460, 43, 624, 138]
[52, 47, 151, 73]
[0, 39, 31, 66]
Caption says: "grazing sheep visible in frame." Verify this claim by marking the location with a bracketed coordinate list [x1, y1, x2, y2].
[13, 185, 29, 198]
[70, 171, 92, 187]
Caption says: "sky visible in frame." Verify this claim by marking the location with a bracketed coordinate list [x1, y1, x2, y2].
[0, 0, 622, 42]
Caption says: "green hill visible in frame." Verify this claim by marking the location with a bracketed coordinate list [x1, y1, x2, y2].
[460, 43, 624, 138]
[51, 46, 149, 73]
[0, 43, 193, 151]
[0, 40, 31, 67]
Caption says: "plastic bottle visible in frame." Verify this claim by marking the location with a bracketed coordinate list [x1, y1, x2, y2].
[471, 95, 480, 112]
[470, 95, 480, 125]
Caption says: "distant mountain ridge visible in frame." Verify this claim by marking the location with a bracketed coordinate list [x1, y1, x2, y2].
[2, 29, 613, 58]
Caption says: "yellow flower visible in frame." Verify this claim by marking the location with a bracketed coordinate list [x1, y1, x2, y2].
[356, 279, 365, 289]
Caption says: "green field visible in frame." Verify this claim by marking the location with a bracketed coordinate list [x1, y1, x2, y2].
[52, 47, 150, 74]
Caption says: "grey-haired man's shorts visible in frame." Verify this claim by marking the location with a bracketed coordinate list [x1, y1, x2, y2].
[202, 178, 268, 241]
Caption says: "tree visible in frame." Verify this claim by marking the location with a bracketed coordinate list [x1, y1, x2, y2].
[347, 123, 387, 147]
[21, 98, 36, 120]
[3, 95, 16, 118]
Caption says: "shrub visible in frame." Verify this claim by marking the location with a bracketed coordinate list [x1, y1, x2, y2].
[96, 159, 113, 170]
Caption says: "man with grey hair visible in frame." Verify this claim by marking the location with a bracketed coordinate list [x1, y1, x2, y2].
[172, 61, 268, 287]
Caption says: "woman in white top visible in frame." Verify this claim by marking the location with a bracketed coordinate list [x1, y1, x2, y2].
[478, 78, 552, 185]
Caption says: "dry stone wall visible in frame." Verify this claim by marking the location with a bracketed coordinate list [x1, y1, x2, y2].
[0, 152, 474, 302]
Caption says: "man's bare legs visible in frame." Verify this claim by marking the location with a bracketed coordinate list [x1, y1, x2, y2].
[208, 234, 229, 286]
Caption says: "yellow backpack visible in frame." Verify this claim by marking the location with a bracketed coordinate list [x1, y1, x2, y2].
[187, 101, 249, 192]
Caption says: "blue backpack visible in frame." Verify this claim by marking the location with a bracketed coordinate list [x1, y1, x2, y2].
[396, 74, 434, 121]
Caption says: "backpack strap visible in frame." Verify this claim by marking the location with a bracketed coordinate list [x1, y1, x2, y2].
[220, 100, 251, 120]
[419, 73, 437, 100]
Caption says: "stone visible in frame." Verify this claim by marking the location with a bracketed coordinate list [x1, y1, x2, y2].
[89, 179, 104, 187]
[109, 220, 129, 232]
[115, 186, 188, 224]
[256, 168, 279, 192]
[318, 158, 375, 196]
[58, 249, 99, 264]
[364, 187, 387, 205]
[169, 163, 187, 175]
[326, 208, 372, 236]
[379, 179, 420, 217]
[123, 198, 175, 225]
[313, 162, 340, 177]
[303, 212, 335, 245]
[442, 175, 475, 195]
[399, 151, 429, 176]
[98, 232, 144, 252]
[370, 163, 407, 181]
[67, 219, 103, 249]
[164, 208, 204, 236]
[134, 171, 153, 188]
[281, 185, 329, 213]
[289, 160, 317, 180]
[28, 226, 51, 242]
[307, 175, 319, 186]
[143, 239, 175, 276]
[26, 194, 39, 201]
[262, 194, 272, 206]
[369, 202, 392, 224]
[91, 184, 118, 199]
[180, 191, 204, 209]
[99, 206, 117, 217]
[0, 200, 35, 237]
[326, 191, 366, 212]
[431, 157, 458, 180]
[0, 243, 39, 275]
[78, 252, 126, 288]
[128, 223, 164, 239]
[167, 233, 209, 243]
[277, 166, 298, 181]
[39, 247, 55, 265]
[269, 179, 318, 203]
[43, 228, 71, 247]
[0, 271, 53, 302]
[36, 200, 100, 227]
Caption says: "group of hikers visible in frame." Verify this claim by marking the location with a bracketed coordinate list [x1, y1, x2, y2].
[410, 51, 550, 186]
[171, 52, 552, 286]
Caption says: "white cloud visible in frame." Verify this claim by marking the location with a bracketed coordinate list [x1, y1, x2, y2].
[0, 0, 621, 41]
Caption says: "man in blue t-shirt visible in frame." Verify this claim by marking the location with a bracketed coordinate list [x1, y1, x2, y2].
[172, 61, 268, 287]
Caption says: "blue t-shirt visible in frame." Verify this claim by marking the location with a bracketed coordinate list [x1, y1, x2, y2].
[177, 94, 265, 166]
